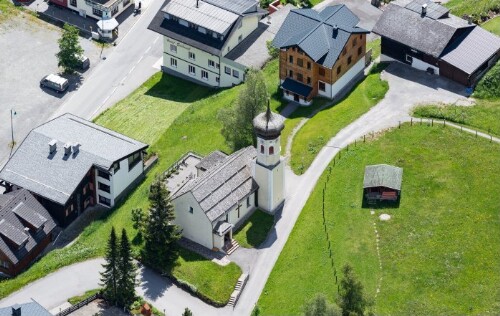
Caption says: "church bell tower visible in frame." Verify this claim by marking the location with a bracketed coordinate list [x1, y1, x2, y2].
[252, 102, 285, 213]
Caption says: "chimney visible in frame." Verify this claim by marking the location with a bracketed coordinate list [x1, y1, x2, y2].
[72, 142, 81, 154]
[422, 3, 427, 15]
[64, 143, 72, 156]
[48, 139, 57, 154]
[11, 304, 21, 316]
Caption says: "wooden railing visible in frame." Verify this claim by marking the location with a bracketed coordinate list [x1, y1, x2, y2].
[56, 292, 102, 316]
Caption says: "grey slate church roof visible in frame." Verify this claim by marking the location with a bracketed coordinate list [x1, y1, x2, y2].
[0, 189, 56, 266]
[363, 164, 403, 191]
[0, 114, 148, 206]
[272, 5, 369, 69]
[373, 0, 500, 72]
[172, 147, 258, 222]
[195, 150, 228, 172]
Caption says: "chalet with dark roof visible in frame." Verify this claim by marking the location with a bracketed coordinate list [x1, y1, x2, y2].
[0, 189, 56, 276]
[0, 114, 148, 227]
[272, 5, 369, 105]
[373, 0, 500, 86]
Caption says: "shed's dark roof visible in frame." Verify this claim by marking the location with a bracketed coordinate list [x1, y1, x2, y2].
[372, 2, 473, 58]
[441, 26, 500, 75]
[0, 189, 56, 265]
[281, 78, 313, 97]
[0, 114, 148, 206]
[273, 5, 368, 69]
[173, 147, 258, 222]
[363, 164, 403, 191]
[0, 300, 52, 316]
[195, 150, 228, 171]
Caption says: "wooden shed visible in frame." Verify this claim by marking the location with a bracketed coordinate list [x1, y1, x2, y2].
[363, 164, 403, 204]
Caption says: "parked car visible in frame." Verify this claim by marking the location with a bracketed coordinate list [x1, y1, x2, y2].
[40, 74, 69, 93]
[77, 54, 90, 70]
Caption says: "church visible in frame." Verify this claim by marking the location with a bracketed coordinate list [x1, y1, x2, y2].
[165, 106, 285, 252]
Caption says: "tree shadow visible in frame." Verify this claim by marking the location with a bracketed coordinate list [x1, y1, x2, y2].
[138, 264, 172, 301]
[144, 72, 220, 103]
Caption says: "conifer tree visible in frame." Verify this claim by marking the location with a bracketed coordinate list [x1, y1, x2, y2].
[142, 177, 182, 271]
[100, 227, 119, 304]
[182, 307, 193, 316]
[338, 264, 370, 316]
[117, 229, 137, 308]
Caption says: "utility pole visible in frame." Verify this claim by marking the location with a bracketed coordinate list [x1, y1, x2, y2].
[10, 109, 16, 148]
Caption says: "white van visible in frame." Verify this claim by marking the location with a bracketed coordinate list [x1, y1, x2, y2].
[40, 74, 69, 93]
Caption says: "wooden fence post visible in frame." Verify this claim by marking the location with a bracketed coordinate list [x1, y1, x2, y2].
[410, 118, 413, 126]
[431, 119, 433, 126]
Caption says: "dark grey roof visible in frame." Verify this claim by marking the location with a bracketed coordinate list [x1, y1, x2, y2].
[173, 147, 258, 222]
[372, 2, 473, 58]
[441, 26, 500, 75]
[253, 106, 285, 139]
[0, 300, 52, 316]
[405, 0, 449, 20]
[0, 114, 148, 206]
[281, 78, 313, 97]
[0, 189, 56, 265]
[195, 150, 228, 171]
[273, 5, 369, 69]
[363, 164, 403, 191]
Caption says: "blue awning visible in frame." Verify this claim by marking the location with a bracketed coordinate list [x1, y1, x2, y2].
[281, 78, 313, 98]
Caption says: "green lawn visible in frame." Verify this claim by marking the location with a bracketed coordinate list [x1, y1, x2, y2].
[233, 210, 275, 248]
[67, 288, 101, 305]
[170, 248, 242, 305]
[0, 0, 23, 24]
[367, 38, 381, 61]
[258, 125, 500, 315]
[0, 59, 284, 301]
[444, 0, 500, 19]
[482, 16, 500, 35]
[290, 65, 389, 174]
[413, 100, 500, 137]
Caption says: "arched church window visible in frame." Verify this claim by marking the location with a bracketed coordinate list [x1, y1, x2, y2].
[269, 146, 274, 155]
[260, 145, 264, 153]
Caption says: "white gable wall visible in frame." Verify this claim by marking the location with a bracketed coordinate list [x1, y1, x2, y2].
[172, 192, 214, 249]
[222, 15, 260, 56]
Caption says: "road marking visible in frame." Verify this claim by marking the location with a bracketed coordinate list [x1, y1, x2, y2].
[137, 55, 144, 64]
[145, 46, 151, 54]
[153, 36, 159, 44]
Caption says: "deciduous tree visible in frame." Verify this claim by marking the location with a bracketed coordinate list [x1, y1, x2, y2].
[56, 24, 83, 74]
[218, 69, 267, 149]
[303, 294, 341, 316]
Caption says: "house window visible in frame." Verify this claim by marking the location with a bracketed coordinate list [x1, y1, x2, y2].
[246, 196, 251, 207]
[297, 58, 303, 67]
[216, 77, 220, 83]
[337, 66, 341, 75]
[406, 54, 413, 63]
[319, 67, 325, 77]
[0, 260, 9, 269]
[189, 207, 193, 214]
[289, 55, 293, 64]
[358, 46, 362, 56]
[269, 146, 274, 155]
[170, 58, 177, 68]
[347, 56, 352, 65]
[189, 52, 195, 60]
[237, 204, 241, 218]
[99, 195, 111, 206]
[342, 48, 347, 56]
[201, 70, 208, 81]
[260, 145, 264, 153]
[353, 38, 357, 47]
[98, 170, 110, 180]
[98, 182, 111, 193]
[172, 15, 179, 22]
[289, 70, 293, 77]
[296, 73, 303, 82]
[189, 65, 196, 75]
[225, 66, 231, 75]
[208, 60, 215, 68]
[92, 8, 102, 17]
[113, 161, 120, 173]
[70, 0, 76, 6]
[307, 62, 311, 70]
[170, 44, 177, 53]
[188, 22, 197, 30]
[238, 34, 243, 42]
[238, 21, 243, 29]
[128, 152, 141, 171]
[307, 77, 311, 85]
[233, 69, 239, 78]
[319, 81, 326, 92]
[111, 6, 118, 16]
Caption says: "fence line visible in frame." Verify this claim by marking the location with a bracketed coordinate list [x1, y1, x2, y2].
[56, 292, 103, 316]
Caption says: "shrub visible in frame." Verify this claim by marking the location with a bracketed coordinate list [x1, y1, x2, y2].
[474, 61, 500, 99]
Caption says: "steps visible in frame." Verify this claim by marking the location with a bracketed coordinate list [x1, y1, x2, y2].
[224, 239, 240, 255]
[227, 273, 249, 307]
